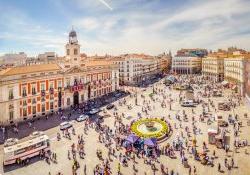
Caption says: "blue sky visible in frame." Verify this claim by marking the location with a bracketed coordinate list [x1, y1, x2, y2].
[0, 0, 250, 56]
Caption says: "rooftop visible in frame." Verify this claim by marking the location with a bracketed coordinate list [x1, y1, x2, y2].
[0, 64, 61, 76]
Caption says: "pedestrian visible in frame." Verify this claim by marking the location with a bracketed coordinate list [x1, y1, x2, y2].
[189, 166, 191, 175]
[218, 163, 221, 172]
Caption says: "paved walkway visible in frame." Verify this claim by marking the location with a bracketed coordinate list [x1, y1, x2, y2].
[1, 77, 250, 175]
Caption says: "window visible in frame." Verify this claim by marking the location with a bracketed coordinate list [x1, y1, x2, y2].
[74, 49, 78, 55]
[41, 83, 45, 91]
[74, 58, 77, 61]
[67, 49, 70, 55]
[22, 87, 27, 97]
[49, 82, 54, 89]
[32, 85, 36, 95]
[32, 106, 36, 114]
[67, 98, 70, 106]
[66, 79, 70, 87]
[50, 102, 54, 110]
[42, 104, 45, 112]
[9, 104, 14, 121]
[86, 76, 90, 83]
[41, 97, 45, 102]
[32, 98, 36, 104]
[9, 111, 14, 121]
[23, 108, 27, 117]
[58, 81, 62, 88]
[9, 89, 14, 100]
[98, 74, 102, 80]
[23, 100, 27, 106]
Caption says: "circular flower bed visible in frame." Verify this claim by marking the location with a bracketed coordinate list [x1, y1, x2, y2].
[131, 118, 169, 140]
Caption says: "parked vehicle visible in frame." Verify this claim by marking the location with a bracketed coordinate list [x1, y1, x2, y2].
[181, 100, 197, 107]
[88, 108, 101, 115]
[3, 134, 50, 165]
[114, 93, 122, 97]
[60, 122, 72, 130]
[76, 115, 89, 122]
[29, 131, 44, 138]
[106, 104, 114, 110]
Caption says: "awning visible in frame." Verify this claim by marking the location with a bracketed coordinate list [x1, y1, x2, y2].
[126, 134, 139, 144]
[221, 80, 228, 85]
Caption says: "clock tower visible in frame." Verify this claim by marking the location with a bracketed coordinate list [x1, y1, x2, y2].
[65, 28, 81, 65]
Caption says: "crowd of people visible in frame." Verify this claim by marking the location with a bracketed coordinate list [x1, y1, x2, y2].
[4, 74, 249, 175]
[52, 75, 249, 175]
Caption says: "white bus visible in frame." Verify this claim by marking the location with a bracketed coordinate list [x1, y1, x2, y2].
[3, 134, 50, 166]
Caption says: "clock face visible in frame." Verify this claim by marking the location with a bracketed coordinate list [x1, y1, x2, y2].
[70, 36, 77, 44]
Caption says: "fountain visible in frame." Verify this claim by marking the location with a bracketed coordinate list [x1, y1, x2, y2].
[131, 118, 170, 141]
[145, 121, 157, 131]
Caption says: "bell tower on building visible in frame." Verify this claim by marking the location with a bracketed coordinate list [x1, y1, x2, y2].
[65, 28, 81, 65]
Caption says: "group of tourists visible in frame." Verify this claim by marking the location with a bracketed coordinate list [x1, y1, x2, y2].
[3, 74, 249, 175]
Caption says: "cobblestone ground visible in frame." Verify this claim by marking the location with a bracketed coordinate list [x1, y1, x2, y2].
[1, 78, 250, 175]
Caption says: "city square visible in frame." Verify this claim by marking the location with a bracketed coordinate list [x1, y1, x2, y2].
[0, 75, 250, 175]
[0, 0, 250, 175]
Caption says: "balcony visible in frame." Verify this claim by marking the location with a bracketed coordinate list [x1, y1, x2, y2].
[41, 90, 46, 96]
[65, 83, 84, 93]
[49, 88, 54, 94]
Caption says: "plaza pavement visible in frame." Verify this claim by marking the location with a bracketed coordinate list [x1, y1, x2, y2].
[0, 79, 250, 175]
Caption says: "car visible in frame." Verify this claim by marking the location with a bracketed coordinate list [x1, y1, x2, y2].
[88, 108, 101, 115]
[114, 93, 122, 97]
[106, 104, 114, 110]
[76, 115, 89, 122]
[60, 122, 72, 130]
[181, 100, 196, 107]
[30, 131, 44, 138]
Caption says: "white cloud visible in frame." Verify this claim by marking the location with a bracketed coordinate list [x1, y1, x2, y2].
[1, 0, 250, 56]
[74, 18, 99, 30]
[152, 0, 250, 30]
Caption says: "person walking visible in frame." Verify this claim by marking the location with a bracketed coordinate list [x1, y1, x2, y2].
[218, 163, 221, 172]
[117, 162, 121, 175]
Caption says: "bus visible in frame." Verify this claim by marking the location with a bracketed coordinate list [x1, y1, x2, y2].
[3, 134, 50, 166]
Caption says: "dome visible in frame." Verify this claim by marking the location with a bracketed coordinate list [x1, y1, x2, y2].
[69, 30, 77, 38]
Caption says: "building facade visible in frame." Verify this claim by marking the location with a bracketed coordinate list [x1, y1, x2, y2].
[0, 52, 27, 66]
[0, 30, 119, 125]
[224, 53, 250, 96]
[172, 55, 202, 74]
[202, 52, 226, 82]
[245, 59, 250, 105]
[111, 53, 171, 86]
